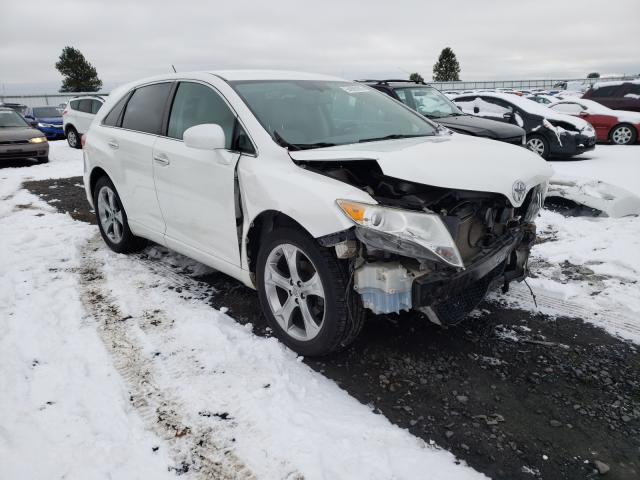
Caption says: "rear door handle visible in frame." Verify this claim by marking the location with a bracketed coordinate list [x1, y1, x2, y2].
[107, 139, 119, 149]
[153, 153, 170, 166]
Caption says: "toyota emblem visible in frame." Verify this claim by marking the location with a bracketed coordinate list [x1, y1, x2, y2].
[512, 180, 527, 203]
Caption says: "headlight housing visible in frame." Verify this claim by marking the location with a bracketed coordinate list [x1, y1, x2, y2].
[29, 137, 47, 144]
[337, 199, 464, 268]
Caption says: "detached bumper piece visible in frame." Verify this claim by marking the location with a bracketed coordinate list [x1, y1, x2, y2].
[412, 225, 535, 326]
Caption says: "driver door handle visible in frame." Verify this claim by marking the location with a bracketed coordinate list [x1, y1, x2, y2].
[107, 139, 119, 149]
[153, 153, 170, 166]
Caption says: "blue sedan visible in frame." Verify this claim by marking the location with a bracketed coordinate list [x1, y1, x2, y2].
[24, 106, 65, 140]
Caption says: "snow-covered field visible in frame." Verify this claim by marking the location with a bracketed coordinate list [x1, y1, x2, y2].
[1, 141, 638, 479]
[1, 142, 484, 480]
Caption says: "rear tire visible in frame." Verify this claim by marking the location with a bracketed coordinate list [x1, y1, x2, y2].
[526, 134, 549, 158]
[66, 126, 81, 149]
[256, 227, 365, 356]
[93, 176, 147, 254]
[610, 124, 637, 145]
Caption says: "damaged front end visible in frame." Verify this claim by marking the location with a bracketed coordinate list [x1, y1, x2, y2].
[310, 160, 546, 326]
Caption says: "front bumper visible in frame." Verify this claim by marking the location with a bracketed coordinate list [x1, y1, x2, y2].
[412, 225, 535, 324]
[549, 131, 596, 157]
[0, 142, 49, 161]
[38, 125, 64, 139]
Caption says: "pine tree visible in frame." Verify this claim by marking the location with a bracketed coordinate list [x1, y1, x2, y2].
[587, 72, 600, 78]
[55, 47, 103, 92]
[409, 72, 424, 83]
[432, 48, 461, 82]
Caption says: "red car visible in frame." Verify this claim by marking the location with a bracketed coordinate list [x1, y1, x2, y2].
[582, 80, 640, 113]
[549, 98, 640, 145]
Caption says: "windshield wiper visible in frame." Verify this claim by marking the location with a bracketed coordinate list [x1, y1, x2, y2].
[358, 133, 429, 143]
[273, 131, 336, 150]
[273, 130, 300, 150]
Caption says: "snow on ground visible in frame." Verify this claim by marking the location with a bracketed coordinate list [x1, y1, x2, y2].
[1, 142, 485, 479]
[499, 145, 640, 343]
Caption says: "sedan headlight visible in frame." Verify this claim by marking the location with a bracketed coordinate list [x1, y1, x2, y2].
[29, 137, 48, 144]
[337, 199, 464, 268]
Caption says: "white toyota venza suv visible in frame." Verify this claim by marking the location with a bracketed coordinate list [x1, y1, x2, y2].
[83, 71, 553, 356]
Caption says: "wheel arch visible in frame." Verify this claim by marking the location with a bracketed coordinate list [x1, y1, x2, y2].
[89, 166, 110, 199]
[609, 122, 638, 143]
[245, 210, 314, 276]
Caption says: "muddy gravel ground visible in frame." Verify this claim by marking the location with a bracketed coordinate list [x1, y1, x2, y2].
[23, 175, 640, 480]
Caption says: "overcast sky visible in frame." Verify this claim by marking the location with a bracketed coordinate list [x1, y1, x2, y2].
[1, 0, 639, 93]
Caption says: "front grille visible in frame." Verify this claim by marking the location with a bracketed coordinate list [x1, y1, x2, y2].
[0, 140, 29, 145]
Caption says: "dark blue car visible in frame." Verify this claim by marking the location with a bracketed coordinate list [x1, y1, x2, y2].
[24, 106, 64, 140]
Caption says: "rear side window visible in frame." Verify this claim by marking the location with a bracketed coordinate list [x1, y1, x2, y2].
[167, 82, 235, 147]
[78, 99, 92, 113]
[550, 103, 583, 115]
[102, 94, 130, 127]
[121, 83, 173, 135]
[70, 100, 80, 110]
[590, 85, 619, 98]
[90, 100, 103, 114]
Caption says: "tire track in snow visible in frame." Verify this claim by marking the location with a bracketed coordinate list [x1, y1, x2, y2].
[498, 282, 640, 340]
[78, 236, 257, 480]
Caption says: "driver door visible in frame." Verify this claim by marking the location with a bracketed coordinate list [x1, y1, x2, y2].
[152, 81, 242, 266]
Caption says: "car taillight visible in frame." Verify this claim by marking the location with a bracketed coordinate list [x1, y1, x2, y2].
[81, 134, 86, 148]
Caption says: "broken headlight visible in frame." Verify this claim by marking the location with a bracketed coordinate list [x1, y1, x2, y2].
[336, 199, 464, 268]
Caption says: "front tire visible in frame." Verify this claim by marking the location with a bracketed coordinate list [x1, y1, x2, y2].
[526, 134, 549, 158]
[610, 124, 637, 145]
[93, 176, 147, 253]
[36, 156, 49, 164]
[256, 227, 365, 356]
[66, 126, 81, 149]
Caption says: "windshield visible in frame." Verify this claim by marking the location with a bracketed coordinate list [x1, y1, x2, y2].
[33, 107, 62, 118]
[395, 87, 463, 118]
[0, 110, 29, 127]
[230, 80, 436, 149]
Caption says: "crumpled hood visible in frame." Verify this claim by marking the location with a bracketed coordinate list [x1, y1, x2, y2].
[290, 134, 553, 207]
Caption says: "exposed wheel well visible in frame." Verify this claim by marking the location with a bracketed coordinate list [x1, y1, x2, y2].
[245, 210, 312, 275]
[89, 167, 109, 198]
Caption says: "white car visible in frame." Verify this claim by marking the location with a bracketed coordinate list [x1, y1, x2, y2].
[83, 70, 552, 356]
[63, 95, 105, 148]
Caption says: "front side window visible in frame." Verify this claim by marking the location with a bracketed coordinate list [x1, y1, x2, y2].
[32, 107, 61, 118]
[167, 82, 235, 148]
[0, 109, 29, 127]
[230, 80, 436, 149]
[395, 87, 463, 118]
[121, 82, 173, 135]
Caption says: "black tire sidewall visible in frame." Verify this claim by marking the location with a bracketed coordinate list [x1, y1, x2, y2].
[93, 176, 141, 253]
[256, 228, 346, 356]
[610, 124, 637, 145]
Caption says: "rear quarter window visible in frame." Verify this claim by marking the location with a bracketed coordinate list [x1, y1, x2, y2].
[70, 100, 80, 110]
[121, 83, 173, 135]
[102, 94, 130, 127]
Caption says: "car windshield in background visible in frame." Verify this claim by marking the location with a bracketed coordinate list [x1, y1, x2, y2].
[395, 87, 463, 118]
[230, 80, 436, 149]
[33, 107, 62, 117]
[0, 110, 29, 127]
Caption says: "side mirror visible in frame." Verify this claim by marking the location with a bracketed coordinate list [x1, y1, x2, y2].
[579, 110, 588, 116]
[473, 106, 480, 114]
[29, 120, 38, 128]
[183, 124, 226, 150]
[25, 115, 34, 120]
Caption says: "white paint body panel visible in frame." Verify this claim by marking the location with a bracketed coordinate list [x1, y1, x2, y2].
[83, 70, 553, 290]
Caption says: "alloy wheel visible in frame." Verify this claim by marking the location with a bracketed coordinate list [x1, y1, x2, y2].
[526, 137, 546, 156]
[612, 126, 633, 145]
[97, 185, 124, 243]
[67, 130, 77, 147]
[263, 243, 326, 341]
